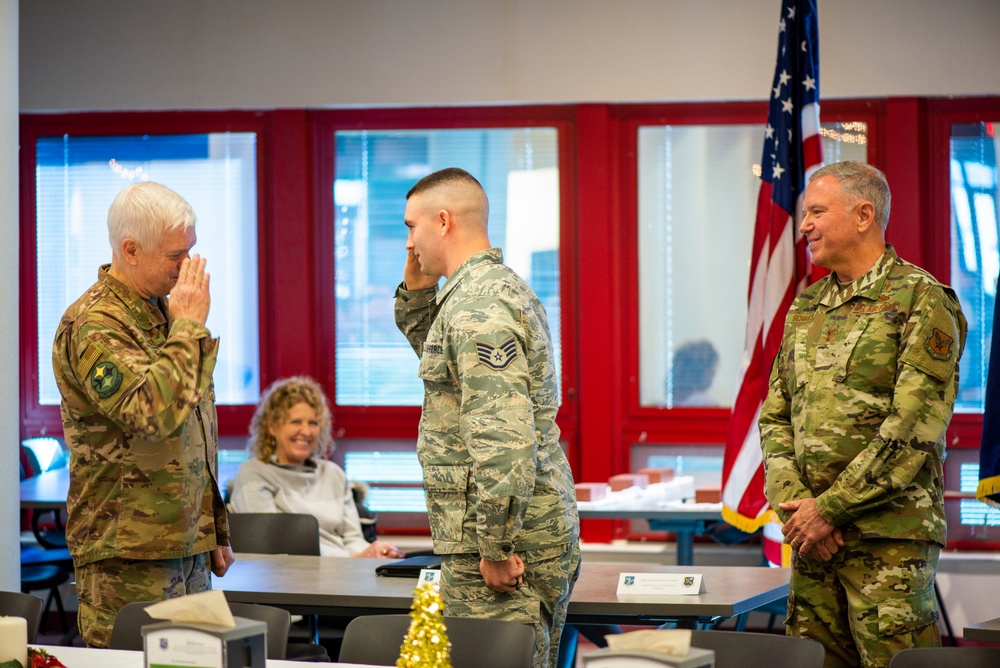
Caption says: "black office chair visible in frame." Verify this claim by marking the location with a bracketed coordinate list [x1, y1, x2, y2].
[20, 454, 73, 633]
[0, 591, 45, 643]
[226, 512, 331, 654]
[339, 614, 535, 668]
[689, 629, 824, 668]
[229, 604, 329, 663]
[19, 565, 70, 635]
[21, 438, 69, 550]
[888, 647, 1000, 668]
[227, 513, 321, 556]
[109, 599, 328, 661]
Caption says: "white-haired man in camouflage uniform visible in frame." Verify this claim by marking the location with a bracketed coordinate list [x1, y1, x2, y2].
[395, 167, 580, 668]
[53, 181, 233, 647]
[760, 161, 967, 668]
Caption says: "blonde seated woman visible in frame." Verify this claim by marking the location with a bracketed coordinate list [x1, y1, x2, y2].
[230, 376, 404, 559]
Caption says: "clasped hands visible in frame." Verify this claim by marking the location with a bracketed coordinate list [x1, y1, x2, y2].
[355, 540, 405, 559]
[481, 555, 525, 594]
[779, 498, 845, 562]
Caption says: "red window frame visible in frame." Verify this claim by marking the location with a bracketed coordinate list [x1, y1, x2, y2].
[18, 99, 996, 548]
[611, 100, 884, 446]
[19, 111, 275, 438]
[309, 106, 581, 460]
[926, 97, 1000, 450]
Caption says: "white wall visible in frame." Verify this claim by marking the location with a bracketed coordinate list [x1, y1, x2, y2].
[1, 0, 17, 591]
[19, 0, 1000, 112]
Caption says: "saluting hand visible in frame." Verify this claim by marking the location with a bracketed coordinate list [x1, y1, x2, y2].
[403, 250, 441, 291]
[169, 254, 211, 326]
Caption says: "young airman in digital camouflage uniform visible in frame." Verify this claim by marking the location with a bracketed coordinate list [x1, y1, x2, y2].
[760, 161, 967, 668]
[395, 167, 580, 668]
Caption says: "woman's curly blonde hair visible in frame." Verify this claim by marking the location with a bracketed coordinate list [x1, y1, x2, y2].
[247, 376, 334, 462]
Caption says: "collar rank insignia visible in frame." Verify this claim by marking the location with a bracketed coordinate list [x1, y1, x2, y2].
[925, 327, 955, 361]
[91, 361, 123, 398]
[475, 337, 518, 370]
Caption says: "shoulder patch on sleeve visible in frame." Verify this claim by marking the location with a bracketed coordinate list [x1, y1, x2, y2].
[903, 302, 963, 383]
[475, 337, 518, 370]
[90, 360, 123, 398]
[924, 327, 956, 361]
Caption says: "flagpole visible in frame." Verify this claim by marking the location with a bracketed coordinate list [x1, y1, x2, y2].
[721, 0, 822, 535]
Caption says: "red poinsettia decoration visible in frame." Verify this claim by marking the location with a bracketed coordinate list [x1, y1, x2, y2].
[27, 648, 66, 668]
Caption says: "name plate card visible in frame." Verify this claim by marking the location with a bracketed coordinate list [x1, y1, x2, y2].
[418, 568, 442, 584]
[616, 573, 705, 599]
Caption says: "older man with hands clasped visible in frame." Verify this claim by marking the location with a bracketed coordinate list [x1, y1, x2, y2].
[394, 168, 580, 668]
[53, 181, 233, 647]
[760, 161, 967, 668]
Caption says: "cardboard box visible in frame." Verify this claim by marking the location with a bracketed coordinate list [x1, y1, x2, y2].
[694, 487, 721, 504]
[576, 482, 610, 502]
[609, 474, 649, 491]
[637, 467, 675, 484]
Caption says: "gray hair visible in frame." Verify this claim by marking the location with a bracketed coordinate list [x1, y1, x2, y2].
[810, 161, 891, 229]
[107, 181, 196, 258]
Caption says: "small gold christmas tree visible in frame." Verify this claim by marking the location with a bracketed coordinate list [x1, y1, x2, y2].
[396, 582, 452, 668]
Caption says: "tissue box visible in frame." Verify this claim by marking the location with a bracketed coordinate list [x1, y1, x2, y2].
[583, 647, 715, 667]
[142, 617, 266, 668]
[637, 467, 675, 484]
[609, 474, 649, 491]
[576, 483, 610, 502]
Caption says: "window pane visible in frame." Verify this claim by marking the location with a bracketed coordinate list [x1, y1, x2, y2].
[950, 122, 999, 413]
[941, 447, 1000, 544]
[637, 122, 868, 408]
[333, 128, 560, 406]
[36, 133, 260, 405]
[343, 451, 425, 513]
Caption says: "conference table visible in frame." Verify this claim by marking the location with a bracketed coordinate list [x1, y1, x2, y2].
[21, 470, 722, 568]
[577, 502, 723, 567]
[963, 615, 1000, 642]
[216, 554, 789, 629]
[30, 645, 378, 668]
[19, 461, 244, 509]
[22, 470, 730, 570]
[19, 466, 71, 510]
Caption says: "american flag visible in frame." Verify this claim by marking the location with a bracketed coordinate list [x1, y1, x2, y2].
[721, 0, 822, 533]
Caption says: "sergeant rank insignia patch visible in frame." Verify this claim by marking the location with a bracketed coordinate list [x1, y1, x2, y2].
[475, 338, 518, 370]
[91, 361, 123, 398]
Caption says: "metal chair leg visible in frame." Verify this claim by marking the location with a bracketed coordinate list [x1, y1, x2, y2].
[934, 580, 956, 646]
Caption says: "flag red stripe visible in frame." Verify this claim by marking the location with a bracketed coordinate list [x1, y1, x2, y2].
[802, 134, 823, 174]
